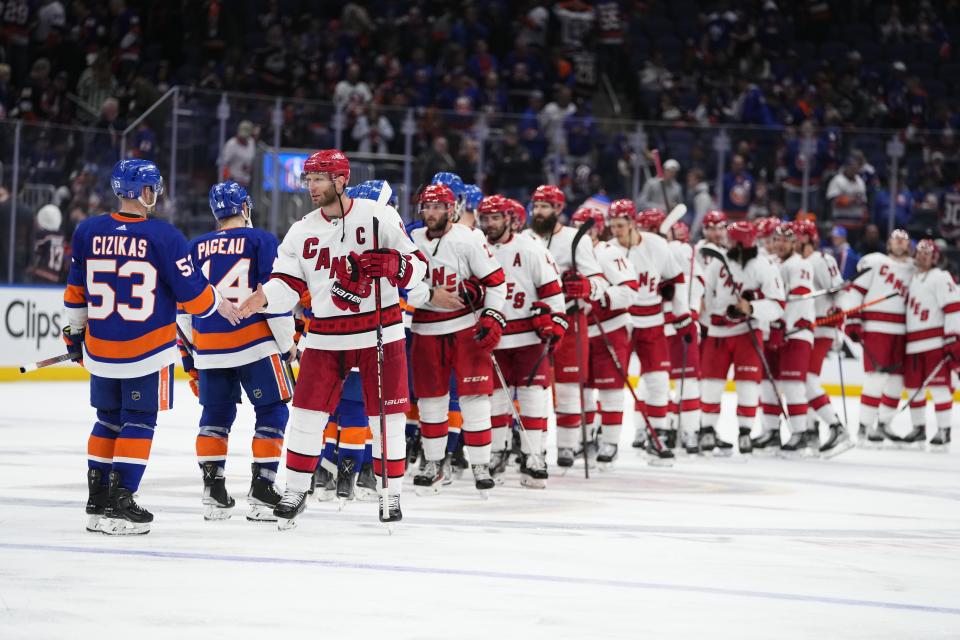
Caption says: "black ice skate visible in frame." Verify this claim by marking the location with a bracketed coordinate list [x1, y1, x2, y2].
[781, 431, 810, 456]
[472, 464, 495, 494]
[314, 465, 337, 501]
[646, 437, 675, 467]
[405, 426, 421, 466]
[336, 457, 358, 502]
[556, 447, 576, 468]
[681, 430, 700, 455]
[698, 426, 717, 452]
[820, 424, 855, 458]
[201, 462, 235, 521]
[596, 442, 619, 466]
[452, 442, 469, 480]
[930, 427, 951, 451]
[85, 469, 108, 533]
[805, 428, 821, 458]
[414, 458, 445, 495]
[664, 429, 678, 450]
[864, 423, 898, 447]
[631, 428, 647, 449]
[101, 471, 152, 535]
[751, 429, 781, 455]
[520, 453, 548, 489]
[274, 489, 307, 530]
[378, 494, 402, 523]
[898, 425, 926, 449]
[247, 463, 281, 522]
[355, 462, 378, 501]
[738, 427, 753, 455]
[489, 450, 509, 484]
[713, 434, 734, 457]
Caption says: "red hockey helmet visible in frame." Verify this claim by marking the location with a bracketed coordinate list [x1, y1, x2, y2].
[531, 184, 565, 208]
[890, 228, 910, 242]
[703, 209, 728, 229]
[419, 184, 456, 206]
[572, 206, 605, 235]
[755, 217, 780, 239]
[608, 198, 637, 222]
[915, 238, 941, 263]
[671, 221, 690, 243]
[793, 219, 819, 244]
[477, 194, 508, 216]
[302, 149, 350, 184]
[505, 198, 527, 227]
[773, 221, 796, 238]
[637, 207, 666, 232]
[726, 220, 758, 248]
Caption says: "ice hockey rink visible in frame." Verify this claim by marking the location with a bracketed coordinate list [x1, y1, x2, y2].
[1, 380, 958, 640]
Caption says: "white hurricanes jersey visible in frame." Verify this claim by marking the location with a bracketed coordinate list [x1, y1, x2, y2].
[588, 240, 637, 338]
[905, 267, 960, 354]
[779, 253, 815, 344]
[410, 223, 506, 336]
[703, 253, 785, 338]
[489, 233, 565, 350]
[664, 240, 703, 336]
[610, 232, 687, 329]
[262, 199, 428, 351]
[694, 239, 724, 273]
[807, 250, 843, 339]
[841, 253, 914, 336]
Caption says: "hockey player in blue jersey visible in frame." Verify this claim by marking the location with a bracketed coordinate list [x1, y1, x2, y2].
[63, 159, 242, 535]
[176, 181, 296, 522]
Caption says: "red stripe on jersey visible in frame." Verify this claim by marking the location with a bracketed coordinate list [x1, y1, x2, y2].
[271, 272, 308, 297]
[193, 320, 273, 351]
[790, 287, 811, 295]
[480, 268, 506, 287]
[521, 417, 548, 430]
[907, 327, 944, 342]
[537, 280, 562, 298]
[662, 273, 684, 285]
[629, 303, 662, 316]
[310, 304, 402, 335]
[944, 302, 960, 314]
[862, 311, 905, 323]
[787, 404, 807, 416]
[86, 323, 176, 360]
[413, 307, 472, 324]
[504, 318, 535, 335]
[852, 284, 868, 295]
[182, 285, 216, 315]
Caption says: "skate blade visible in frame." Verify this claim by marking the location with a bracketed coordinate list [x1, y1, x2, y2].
[929, 444, 951, 453]
[355, 487, 378, 502]
[246, 505, 278, 522]
[492, 474, 505, 486]
[821, 439, 856, 459]
[520, 478, 546, 489]
[414, 485, 442, 497]
[477, 489, 491, 500]
[85, 514, 104, 533]
[100, 517, 150, 536]
[203, 506, 233, 521]
[276, 518, 298, 531]
[597, 460, 616, 471]
[646, 456, 674, 468]
[316, 489, 337, 502]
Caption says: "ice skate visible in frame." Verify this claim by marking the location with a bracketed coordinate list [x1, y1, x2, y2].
[646, 437, 675, 467]
[274, 489, 307, 530]
[520, 453, 548, 489]
[698, 426, 717, 453]
[247, 463, 281, 522]
[405, 428, 421, 466]
[355, 462, 378, 501]
[489, 450, 509, 485]
[713, 434, 734, 457]
[556, 447, 575, 468]
[930, 427, 951, 451]
[737, 428, 753, 455]
[751, 429, 781, 456]
[897, 425, 926, 449]
[681, 430, 700, 455]
[451, 443, 469, 480]
[101, 471, 152, 536]
[820, 424, 855, 459]
[336, 457, 357, 503]
[314, 465, 337, 501]
[805, 428, 821, 458]
[378, 494, 402, 523]
[440, 453, 455, 486]
[631, 428, 647, 449]
[596, 442, 618, 468]
[201, 462, 235, 521]
[780, 431, 810, 457]
[472, 463, 495, 496]
[85, 469, 108, 533]
[413, 458, 445, 495]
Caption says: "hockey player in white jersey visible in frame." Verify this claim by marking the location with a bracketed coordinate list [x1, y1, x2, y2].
[609, 202, 691, 454]
[407, 184, 508, 494]
[523, 184, 608, 468]
[901, 239, 959, 449]
[572, 206, 638, 465]
[238, 149, 429, 527]
[841, 229, 915, 446]
[700, 220, 785, 454]
[694, 210, 728, 273]
[478, 194, 566, 487]
[794, 220, 852, 455]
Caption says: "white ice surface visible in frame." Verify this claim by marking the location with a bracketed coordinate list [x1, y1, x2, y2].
[0, 381, 958, 640]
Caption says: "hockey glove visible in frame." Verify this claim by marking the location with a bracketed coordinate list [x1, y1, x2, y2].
[659, 281, 676, 301]
[945, 336, 960, 362]
[561, 271, 592, 301]
[725, 304, 746, 324]
[672, 313, 696, 344]
[355, 248, 412, 287]
[819, 306, 844, 328]
[474, 308, 506, 352]
[845, 321, 862, 343]
[531, 301, 568, 344]
[768, 321, 785, 351]
[178, 341, 200, 398]
[331, 254, 372, 313]
[62, 326, 85, 367]
[458, 276, 486, 308]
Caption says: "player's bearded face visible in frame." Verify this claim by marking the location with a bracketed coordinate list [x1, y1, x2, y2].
[530, 201, 557, 235]
[889, 237, 910, 257]
[773, 235, 793, 259]
[480, 212, 508, 242]
[305, 174, 341, 209]
[421, 202, 450, 232]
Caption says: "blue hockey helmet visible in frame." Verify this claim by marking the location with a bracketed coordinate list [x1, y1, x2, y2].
[111, 159, 164, 200]
[358, 180, 397, 207]
[431, 172, 466, 199]
[463, 184, 483, 212]
[344, 185, 362, 199]
[209, 180, 253, 220]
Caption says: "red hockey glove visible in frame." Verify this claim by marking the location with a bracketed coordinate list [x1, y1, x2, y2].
[458, 276, 486, 308]
[62, 326, 85, 367]
[768, 321, 785, 351]
[474, 308, 506, 351]
[331, 254, 372, 313]
[845, 320, 862, 343]
[672, 313, 696, 344]
[531, 301, 568, 344]
[355, 248, 412, 287]
[561, 271, 591, 300]
[178, 340, 199, 397]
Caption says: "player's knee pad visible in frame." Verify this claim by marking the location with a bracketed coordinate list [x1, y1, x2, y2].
[418, 395, 449, 424]
[678, 378, 700, 400]
[736, 380, 759, 407]
[121, 408, 158, 430]
[642, 371, 669, 403]
[596, 388, 624, 412]
[516, 386, 549, 417]
[291, 406, 328, 435]
[861, 372, 887, 397]
[200, 403, 237, 431]
[780, 380, 805, 404]
[759, 378, 777, 403]
[490, 387, 514, 416]
[254, 402, 288, 430]
[883, 374, 904, 397]
[554, 382, 580, 413]
[459, 394, 491, 431]
[701, 378, 725, 402]
[95, 409, 121, 432]
[804, 373, 823, 398]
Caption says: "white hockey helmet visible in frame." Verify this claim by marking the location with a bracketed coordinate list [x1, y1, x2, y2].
[37, 204, 62, 232]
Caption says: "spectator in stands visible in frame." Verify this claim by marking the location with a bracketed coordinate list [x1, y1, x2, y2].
[455, 137, 482, 185]
[352, 104, 395, 155]
[781, 120, 831, 217]
[221, 120, 257, 187]
[856, 223, 886, 256]
[491, 123, 536, 201]
[639, 158, 682, 211]
[828, 226, 861, 280]
[540, 85, 576, 156]
[87, 97, 123, 172]
[827, 156, 869, 234]
[721, 154, 756, 221]
[872, 171, 914, 230]
[334, 62, 373, 109]
[76, 53, 117, 124]
[687, 167, 714, 238]
[0, 64, 12, 117]
[518, 91, 547, 161]
[416, 135, 457, 186]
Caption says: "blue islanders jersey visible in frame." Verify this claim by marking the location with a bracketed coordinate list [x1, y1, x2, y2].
[64, 212, 220, 378]
[178, 226, 294, 369]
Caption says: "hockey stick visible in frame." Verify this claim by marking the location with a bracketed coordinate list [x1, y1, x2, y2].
[569, 217, 596, 479]
[786, 267, 872, 302]
[371, 215, 389, 522]
[835, 330, 850, 428]
[19, 351, 79, 373]
[525, 340, 552, 387]
[887, 353, 953, 422]
[659, 204, 688, 235]
[699, 246, 790, 420]
[784, 291, 899, 337]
